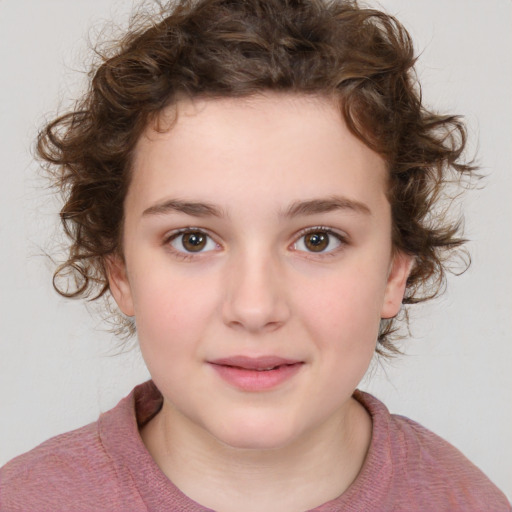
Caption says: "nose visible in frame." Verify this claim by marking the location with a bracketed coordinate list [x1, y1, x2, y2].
[222, 250, 291, 333]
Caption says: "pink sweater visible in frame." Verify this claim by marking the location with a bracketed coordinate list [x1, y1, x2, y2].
[1, 381, 509, 511]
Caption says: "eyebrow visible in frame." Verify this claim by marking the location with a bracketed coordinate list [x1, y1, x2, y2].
[282, 196, 372, 218]
[142, 195, 371, 219]
[142, 199, 224, 218]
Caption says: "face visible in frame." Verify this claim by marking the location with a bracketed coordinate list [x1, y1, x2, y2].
[109, 94, 411, 450]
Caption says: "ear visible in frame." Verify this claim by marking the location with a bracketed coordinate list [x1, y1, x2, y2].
[105, 255, 135, 317]
[381, 251, 413, 319]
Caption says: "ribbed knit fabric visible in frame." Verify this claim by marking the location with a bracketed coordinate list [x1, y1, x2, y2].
[1, 381, 509, 511]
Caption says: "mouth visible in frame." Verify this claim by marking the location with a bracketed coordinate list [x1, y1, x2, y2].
[208, 356, 304, 391]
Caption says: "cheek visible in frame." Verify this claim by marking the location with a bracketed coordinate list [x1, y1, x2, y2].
[298, 263, 388, 349]
[292, 268, 384, 420]
[131, 269, 220, 364]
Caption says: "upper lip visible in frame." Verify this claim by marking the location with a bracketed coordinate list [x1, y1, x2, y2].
[208, 355, 303, 370]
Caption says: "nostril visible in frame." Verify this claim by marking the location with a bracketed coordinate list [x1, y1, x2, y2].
[221, 261, 291, 331]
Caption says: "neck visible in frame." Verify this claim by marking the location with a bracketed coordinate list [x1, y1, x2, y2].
[141, 396, 372, 512]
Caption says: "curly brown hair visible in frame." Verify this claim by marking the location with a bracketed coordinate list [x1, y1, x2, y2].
[37, 0, 475, 354]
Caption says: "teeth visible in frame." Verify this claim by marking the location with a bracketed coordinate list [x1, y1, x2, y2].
[257, 366, 278, 371]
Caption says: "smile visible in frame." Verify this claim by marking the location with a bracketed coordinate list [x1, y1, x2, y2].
[208, 356, 304, 392]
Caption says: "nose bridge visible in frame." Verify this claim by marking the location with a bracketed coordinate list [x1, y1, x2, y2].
[222, 243, 289, 332]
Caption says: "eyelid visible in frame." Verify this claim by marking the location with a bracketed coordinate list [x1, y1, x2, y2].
[161, 225, 348, 259]
[291, 226, 349, 254]
[164, 227, 221, 257]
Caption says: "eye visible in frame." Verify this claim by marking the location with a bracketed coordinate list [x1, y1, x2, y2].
[293, 228, 344, 253]
[168, 230, 218, 253]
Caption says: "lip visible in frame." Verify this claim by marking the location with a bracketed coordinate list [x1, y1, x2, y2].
[208, 355, 304, 392]
[209, 355, 302, 370]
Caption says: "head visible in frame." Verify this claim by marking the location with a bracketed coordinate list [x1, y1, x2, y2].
[38, 0, 474, 355]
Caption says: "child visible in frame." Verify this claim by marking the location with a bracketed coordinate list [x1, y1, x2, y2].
[1, 0, 509, 510]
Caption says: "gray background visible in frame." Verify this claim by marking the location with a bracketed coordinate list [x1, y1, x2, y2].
[0, 0, 510, 498]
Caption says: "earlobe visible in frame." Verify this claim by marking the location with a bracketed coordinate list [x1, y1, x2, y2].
[381, 251, 413, 319]
[105, 255, 135, 317]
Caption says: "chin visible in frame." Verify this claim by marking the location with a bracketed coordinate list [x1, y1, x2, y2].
[209, 415, 301, 452]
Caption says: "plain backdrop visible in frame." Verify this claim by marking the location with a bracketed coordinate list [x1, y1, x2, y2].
[0, 0, 511, 500]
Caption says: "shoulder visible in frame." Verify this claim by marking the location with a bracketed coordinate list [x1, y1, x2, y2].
[0, 391, 147, 512]
[352, 391, 511, 512]
[1, 422, 106, 510]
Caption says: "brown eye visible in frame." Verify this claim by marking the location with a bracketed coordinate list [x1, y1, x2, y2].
[170, 230, 216, 253]
[182, 232, 206, 252]
[304, 232, 329, 252]
[294, 229, 343, 254]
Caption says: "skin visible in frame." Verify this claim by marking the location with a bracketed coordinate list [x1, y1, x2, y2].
[108, 93, 411, 512]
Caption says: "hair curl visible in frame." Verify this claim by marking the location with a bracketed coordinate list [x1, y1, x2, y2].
[38, 0, 476, 354]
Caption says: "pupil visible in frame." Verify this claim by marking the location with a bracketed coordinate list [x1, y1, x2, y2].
[183, 232, 206, 251]
[306, 232, 328, 252]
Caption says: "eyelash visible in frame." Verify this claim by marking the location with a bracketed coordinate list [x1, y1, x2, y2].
[163, 226, 348, 260]
[292, 226, 348, 257]
[163, 228, 220, 261]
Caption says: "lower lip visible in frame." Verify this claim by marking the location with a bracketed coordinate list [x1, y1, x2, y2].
[209, 363, 303, 391]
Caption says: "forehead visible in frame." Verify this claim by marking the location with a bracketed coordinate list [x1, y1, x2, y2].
[128, 93, 388, 215]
